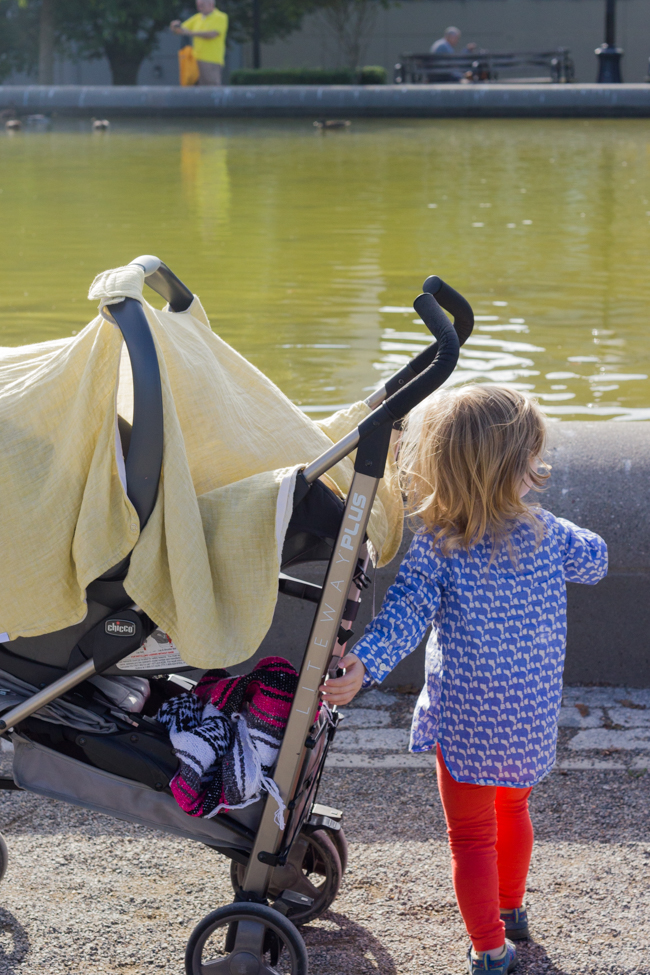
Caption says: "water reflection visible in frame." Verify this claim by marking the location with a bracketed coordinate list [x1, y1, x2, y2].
[180, 133, 231, 240]
[0, 118, 649, 419]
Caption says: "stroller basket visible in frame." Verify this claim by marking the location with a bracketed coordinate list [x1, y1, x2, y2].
[11, 731, 260, 855]
[10, 704, 333, 863]
[0, 256, 474, 974]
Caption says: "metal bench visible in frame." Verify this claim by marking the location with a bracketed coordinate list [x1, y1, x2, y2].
[394, 49, 575, 85]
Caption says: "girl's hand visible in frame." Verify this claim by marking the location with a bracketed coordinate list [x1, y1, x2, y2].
[319, 654, 366, 707]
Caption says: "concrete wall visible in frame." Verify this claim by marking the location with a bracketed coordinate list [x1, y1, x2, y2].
[259, 0, 650, 84]
[233, 422, 650, 688]
[4, 83, 650, 117]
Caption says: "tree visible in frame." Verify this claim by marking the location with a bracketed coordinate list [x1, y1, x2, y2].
[0, 0, 60, 84]
[38, 0, 55, 82]
[225, 0, 332, 69]
[58, 0, 321, 84]
[0, 0, 39, 81]
[2, 0, 330, 86]
[319, 0, 388, 70]
[219, 0, 323, 47]
[56, 0, 191, 85]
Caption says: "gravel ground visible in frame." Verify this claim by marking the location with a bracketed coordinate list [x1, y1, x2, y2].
[0, 692, 649, 975]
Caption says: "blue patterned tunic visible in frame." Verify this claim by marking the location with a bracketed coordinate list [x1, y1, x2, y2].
[353, 509, 607, 787]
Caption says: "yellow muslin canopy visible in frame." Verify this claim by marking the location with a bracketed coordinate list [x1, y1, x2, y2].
[0, 265, 403, 669]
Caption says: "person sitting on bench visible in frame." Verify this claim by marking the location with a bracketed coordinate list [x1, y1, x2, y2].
[429, 26, 463, 81]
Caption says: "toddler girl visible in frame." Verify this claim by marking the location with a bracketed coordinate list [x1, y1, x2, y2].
[321, 384, 607, 975]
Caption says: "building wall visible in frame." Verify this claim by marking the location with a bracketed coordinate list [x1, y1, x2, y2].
[257, 0, 650, 85]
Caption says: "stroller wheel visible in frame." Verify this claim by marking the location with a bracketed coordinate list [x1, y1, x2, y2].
[327, 824, 348, 875]
[185, 901, 308, 975]
[304, 824, 348, 879]
[230, 828, 342, 926]
[0, 833, 6, 883]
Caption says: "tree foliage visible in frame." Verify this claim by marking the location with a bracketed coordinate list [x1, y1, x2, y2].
[218, 0, 323, 46]
[0, 0, 39, 81]
[56, 0, 322, 84]
[55, 0, 191, 85]
[1, 0, 364, 86]
[319, 0, 389, 70]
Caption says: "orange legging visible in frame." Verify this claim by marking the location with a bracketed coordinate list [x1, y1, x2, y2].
[436, 744, 534, 952]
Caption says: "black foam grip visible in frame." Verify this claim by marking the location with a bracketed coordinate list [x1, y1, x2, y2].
[384, 276, 473, 399]
[422, 275, 474, 346]
[378, 292, 460, 422]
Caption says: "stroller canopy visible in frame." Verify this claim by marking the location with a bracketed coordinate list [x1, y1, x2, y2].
[0, 264, 402, 669]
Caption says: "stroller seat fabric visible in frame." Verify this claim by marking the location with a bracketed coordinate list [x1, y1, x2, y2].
[0, 263, 403, 670]
[0, 668, 118, 734]
[157, 656, 299, 824]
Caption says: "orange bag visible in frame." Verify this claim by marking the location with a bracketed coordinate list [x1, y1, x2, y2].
[179, 45, 200, 86]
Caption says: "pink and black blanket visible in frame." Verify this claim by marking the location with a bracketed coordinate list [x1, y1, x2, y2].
[156, 656, 298, 821]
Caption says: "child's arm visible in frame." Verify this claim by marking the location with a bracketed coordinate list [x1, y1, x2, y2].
[555, 517, 608, 584]
[320, 535, 443, 705]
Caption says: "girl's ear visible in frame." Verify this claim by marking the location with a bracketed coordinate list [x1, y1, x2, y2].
[519, 455, 539, 498]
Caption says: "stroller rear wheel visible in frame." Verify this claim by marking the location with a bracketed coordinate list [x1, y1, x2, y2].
[230, 828, 341, 926]
[185, 901, 308, 975]
[328, 824, 348, 875]
[0, 832, 7, 883]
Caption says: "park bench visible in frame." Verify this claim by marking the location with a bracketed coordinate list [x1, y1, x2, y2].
[394, 49, 575, 85]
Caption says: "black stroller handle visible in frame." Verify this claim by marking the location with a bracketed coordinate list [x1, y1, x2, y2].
[305, 283, 468, 483]
[379, 292, 460, 422]
[353, 292, 460, 477]
[130, 255, 194, 313]
[422, 274, 474, 346]
[383, 275, 473, 399]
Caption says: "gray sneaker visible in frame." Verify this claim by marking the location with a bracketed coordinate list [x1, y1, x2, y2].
[500, 906, 529, 941]
[467, 939, 518, 974]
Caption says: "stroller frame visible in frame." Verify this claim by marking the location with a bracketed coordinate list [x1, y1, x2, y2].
[0, 257, 474, 974]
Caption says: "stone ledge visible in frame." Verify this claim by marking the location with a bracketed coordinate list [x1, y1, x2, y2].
[237, 422, 650, 687]
[2, 84, 650, 118]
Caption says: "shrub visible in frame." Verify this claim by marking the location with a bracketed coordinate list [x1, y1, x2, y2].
[230, 66, 387, 85]
[358, 65, 386, 85]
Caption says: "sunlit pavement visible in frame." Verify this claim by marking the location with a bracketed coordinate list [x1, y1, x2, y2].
[0, 686, 648, 973]
[329, 686, 650, 774]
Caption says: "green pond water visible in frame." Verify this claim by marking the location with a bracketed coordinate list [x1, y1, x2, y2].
[1, 117, 650, 419]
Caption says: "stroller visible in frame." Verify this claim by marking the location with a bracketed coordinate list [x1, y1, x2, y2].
[0, 257, 473, 974]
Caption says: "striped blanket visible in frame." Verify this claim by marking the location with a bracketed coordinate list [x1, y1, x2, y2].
[157, 657, 298, 822]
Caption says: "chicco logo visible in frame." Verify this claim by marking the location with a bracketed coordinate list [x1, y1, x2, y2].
[105, 619, 137, 638]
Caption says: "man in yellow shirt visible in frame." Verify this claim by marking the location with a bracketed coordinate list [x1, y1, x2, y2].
[171, 0, 229, 86]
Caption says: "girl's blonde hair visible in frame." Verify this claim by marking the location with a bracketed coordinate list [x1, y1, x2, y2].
[398, 384, 549, 554]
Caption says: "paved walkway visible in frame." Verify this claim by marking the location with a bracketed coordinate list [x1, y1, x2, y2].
[0, 687, 647, 974]
[328, 685, 650, 773]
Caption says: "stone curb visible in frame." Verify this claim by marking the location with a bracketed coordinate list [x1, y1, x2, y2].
[2, 84, 650, 118]
[325, 686, 650, 773]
